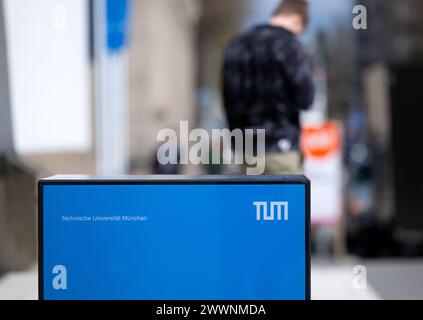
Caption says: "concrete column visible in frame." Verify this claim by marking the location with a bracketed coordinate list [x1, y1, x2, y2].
[0, 0, 14, 154]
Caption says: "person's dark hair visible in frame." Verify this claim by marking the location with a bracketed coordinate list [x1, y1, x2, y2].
[273, 0, 309, 27]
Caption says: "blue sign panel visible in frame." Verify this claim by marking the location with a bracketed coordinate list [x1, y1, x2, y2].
[39, 176, 310, 300]
[106, 0, 131, 52]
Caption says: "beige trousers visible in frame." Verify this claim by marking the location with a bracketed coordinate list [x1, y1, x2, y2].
[264, 151, 303, 175]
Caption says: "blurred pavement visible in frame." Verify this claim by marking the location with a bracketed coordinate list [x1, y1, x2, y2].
[1, 259, 423, 300]
[0, 265, 37, 300]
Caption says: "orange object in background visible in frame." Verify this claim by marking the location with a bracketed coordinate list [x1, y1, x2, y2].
[301, 122, 342, 160]
[301, 121, 343, 227]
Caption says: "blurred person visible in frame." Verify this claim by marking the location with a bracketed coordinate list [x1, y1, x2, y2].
[223, 0, 315, 174]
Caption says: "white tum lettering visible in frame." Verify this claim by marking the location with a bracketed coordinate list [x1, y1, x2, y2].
[254, 201, 289, 221]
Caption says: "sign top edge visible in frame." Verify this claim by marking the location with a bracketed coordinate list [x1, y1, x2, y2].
[39, 175, 310, 184]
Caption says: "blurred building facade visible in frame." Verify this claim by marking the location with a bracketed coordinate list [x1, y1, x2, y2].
[197, 0, 253, 144]
[128, 0, 201, 172]
[357, 0, 423, 67]
[1, 0, 204, 271]
[1, 0, 203, 175]
[355, 0, 423, 251]
[0, 0, 36, 271]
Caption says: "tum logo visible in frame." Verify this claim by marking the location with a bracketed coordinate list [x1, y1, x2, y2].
[254, 202, 289, 221]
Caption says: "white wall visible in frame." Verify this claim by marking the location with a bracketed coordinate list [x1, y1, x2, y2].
[4, 0, 91, 154]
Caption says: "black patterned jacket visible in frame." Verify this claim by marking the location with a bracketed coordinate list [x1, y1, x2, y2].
[223, 24, 315, 152]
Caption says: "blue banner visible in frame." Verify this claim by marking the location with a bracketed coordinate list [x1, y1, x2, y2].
[106, 0, 131, 52]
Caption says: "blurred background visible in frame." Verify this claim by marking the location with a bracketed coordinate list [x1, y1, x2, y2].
[1, 0, 423, 299]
